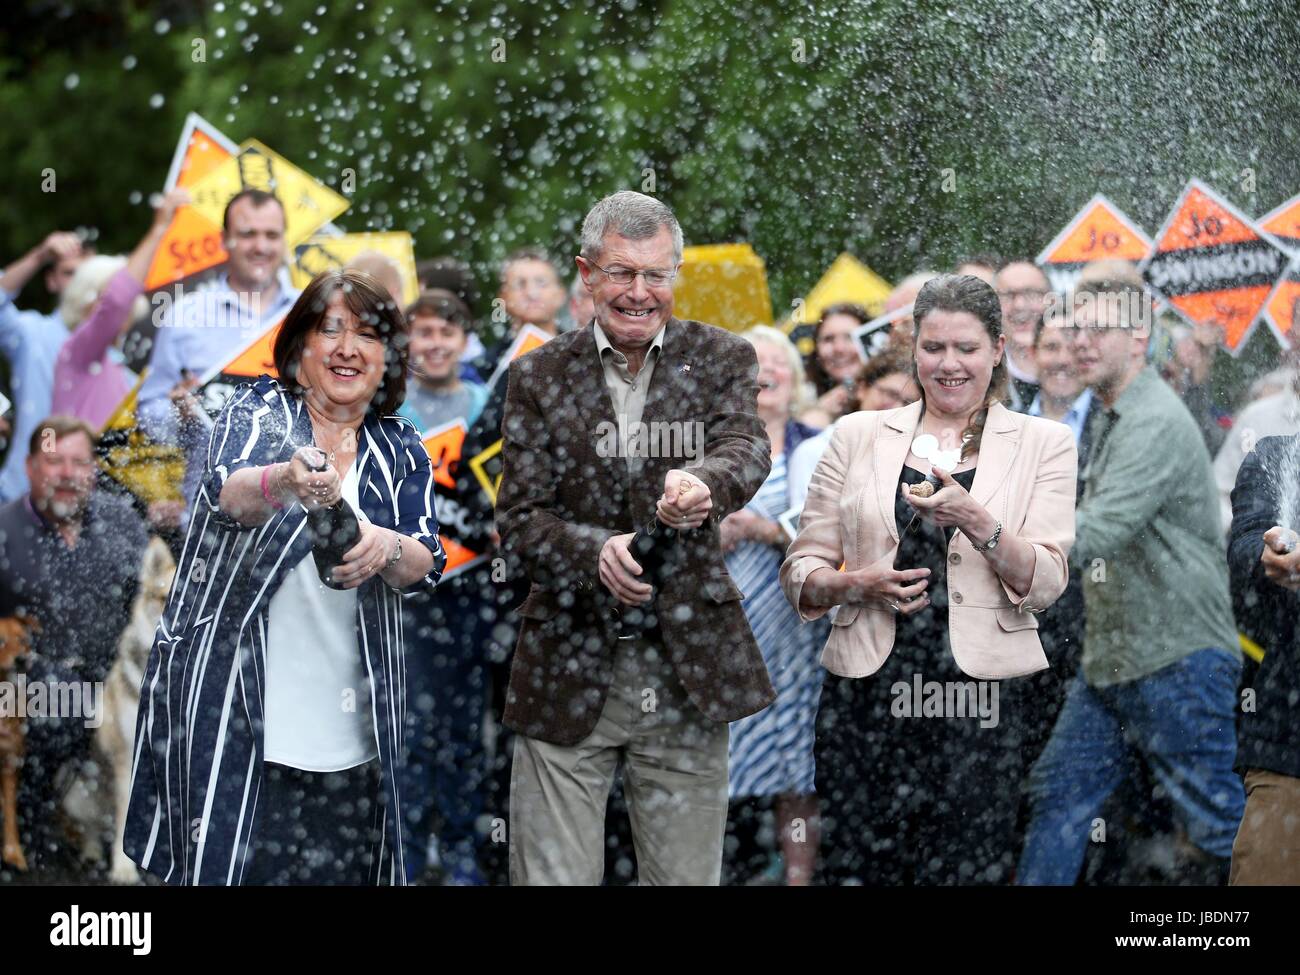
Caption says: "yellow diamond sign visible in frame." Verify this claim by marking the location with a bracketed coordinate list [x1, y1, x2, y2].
[794, 253, 893, 324]
[186, 139, 350, 248]
[292, 232, 420, 306]
[673, 243, 773, 333]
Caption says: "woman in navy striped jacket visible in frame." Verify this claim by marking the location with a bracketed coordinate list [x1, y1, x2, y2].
[124, 268, 446, 885]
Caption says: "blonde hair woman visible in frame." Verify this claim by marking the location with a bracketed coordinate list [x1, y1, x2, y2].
[52, 190, 186, 427]
[723, 325, 824, 885]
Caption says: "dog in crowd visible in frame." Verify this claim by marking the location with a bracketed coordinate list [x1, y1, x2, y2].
[64, 535, 175, 883]
[0, 613, 40, 872]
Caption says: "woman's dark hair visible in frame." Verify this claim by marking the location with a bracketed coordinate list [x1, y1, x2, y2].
[910, 273, 1008, 460]
[855, 351, 912, 392]
[806, 302, 871, 394]
[273, 268, 409, 415]
[406, 288, 473, 332]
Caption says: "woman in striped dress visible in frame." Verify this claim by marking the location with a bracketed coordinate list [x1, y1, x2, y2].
[123, 269, 446, 885]
[723, 326, 823, 885]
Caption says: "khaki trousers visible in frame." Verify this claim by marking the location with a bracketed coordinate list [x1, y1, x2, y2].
[1230, 768, 1300, 885]
[509, 633, 729, 885]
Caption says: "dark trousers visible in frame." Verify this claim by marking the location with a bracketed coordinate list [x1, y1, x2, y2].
[241, 760, 385, 886]
[12, 715, 91, 874]
[400, 588, 491, 881]
[815, 665, 1046, 885]
[12, 660, 96, 873]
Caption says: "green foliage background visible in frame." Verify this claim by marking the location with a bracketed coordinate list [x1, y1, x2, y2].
[2, 0, 1298, 379]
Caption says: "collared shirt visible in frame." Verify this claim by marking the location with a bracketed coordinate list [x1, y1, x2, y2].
[1006, 346, 1036, 385]
[0, 292, 68, 502]
[1074, 366, 1238, 687]
[1027, 386, 1094, 445]
[136, 268, 300, 517]
[592, 320, 666, 472]
[1004, 349, 1040, 413]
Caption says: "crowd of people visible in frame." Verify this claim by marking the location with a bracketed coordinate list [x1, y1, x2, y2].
[0, 185, 1297, 886]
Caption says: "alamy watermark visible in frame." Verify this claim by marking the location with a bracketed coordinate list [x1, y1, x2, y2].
[890, 673, 1000, 728]
[49, 905, 151, 955]
[595, 419, 705, 462]
[151, 284, 263, 328]
[0, 677, 104, 729]
[1043, 287, 1155, 331]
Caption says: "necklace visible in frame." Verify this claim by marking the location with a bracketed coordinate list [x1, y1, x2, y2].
[910, 432, 964, 473]
[315, 426, 358, 465]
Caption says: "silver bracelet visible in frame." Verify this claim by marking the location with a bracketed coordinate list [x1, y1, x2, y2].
[385, 534, 403, 569]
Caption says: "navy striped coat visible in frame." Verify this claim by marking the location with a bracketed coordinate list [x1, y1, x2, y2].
[124, 376, 446, 885]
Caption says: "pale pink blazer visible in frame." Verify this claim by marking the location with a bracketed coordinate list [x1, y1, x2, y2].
[780, 400, 1078, 680]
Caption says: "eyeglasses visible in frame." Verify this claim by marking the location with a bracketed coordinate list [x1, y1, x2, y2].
[584, 258, 679, 288]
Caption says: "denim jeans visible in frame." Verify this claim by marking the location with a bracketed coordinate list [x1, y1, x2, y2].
[1018, 647, 1245, 885]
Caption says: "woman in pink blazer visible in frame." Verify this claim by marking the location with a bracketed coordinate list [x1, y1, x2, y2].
[780, 273, 1077, 885]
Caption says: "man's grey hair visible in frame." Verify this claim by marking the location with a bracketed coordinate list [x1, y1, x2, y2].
[580, 191, 683, 265]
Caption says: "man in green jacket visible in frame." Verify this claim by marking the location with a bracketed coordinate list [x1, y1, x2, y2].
[1019, 268, 1245, 885]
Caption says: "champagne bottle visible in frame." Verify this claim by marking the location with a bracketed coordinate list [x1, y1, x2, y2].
[628, 517, 680, 586]
[302, 447, 361, 590]
[620, 518, 696, 633]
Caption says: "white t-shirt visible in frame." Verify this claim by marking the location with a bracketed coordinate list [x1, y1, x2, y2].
[263, 462, 378, 771]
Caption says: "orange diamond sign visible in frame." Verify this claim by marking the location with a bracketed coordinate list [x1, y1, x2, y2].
[1037, 194, 1153, 295]
[1259, 193, 1300, 253]
[144, 114, 239, 290]
[1141, 180, 1288, 353]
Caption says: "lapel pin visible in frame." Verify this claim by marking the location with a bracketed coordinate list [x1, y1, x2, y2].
[680, 363, 691, 374]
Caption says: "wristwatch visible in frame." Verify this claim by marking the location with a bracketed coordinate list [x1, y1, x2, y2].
[385, 535, 403, 569]
[972, 521, 1003, 553]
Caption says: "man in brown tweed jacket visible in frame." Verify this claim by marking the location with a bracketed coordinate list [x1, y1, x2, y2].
[497, 191, 775, 885]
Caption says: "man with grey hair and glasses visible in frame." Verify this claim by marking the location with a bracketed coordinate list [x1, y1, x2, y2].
[497, 190, 775, 884]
